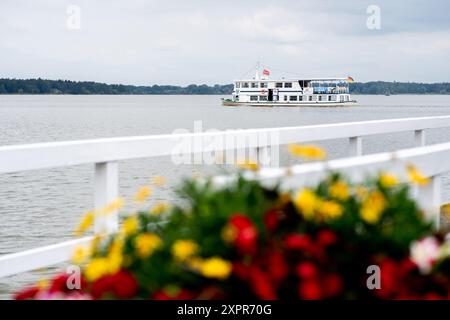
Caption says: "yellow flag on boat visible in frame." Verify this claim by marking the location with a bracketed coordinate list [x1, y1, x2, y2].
[347, 76, 355, 82]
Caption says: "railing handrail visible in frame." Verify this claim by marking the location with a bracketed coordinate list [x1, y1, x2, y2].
[2, 115, 450, 279]
[1, 115, 450, 174]
[1, 141, 449, 278]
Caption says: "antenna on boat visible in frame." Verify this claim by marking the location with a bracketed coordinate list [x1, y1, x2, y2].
[255, 61, 260, 80]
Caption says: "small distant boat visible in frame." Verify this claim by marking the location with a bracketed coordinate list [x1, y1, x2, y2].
[222, 66, 357, 107]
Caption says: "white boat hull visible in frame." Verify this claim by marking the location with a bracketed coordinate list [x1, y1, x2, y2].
[222, 100, 358, 107]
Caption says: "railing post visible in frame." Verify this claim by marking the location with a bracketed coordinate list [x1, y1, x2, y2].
[94, 161, 119, 233]
[415, 129, 426, 147]
[349, 136, 362, 156]
[257, 146, 272, 167]
[416, 175, 441, 229]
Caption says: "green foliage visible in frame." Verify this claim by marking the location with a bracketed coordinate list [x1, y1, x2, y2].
[1, 78, 450, 95]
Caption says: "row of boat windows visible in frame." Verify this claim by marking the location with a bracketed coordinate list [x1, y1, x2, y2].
[236, 82, 293, 89]
[246, 95, 345, 102]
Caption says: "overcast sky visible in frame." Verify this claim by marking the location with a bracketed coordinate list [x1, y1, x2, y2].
[1, 0, 450, 85]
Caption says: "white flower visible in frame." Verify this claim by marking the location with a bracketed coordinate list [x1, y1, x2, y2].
[410, 237, 440, 274]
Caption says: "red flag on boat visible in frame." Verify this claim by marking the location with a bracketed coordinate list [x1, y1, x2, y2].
[263, 69, 270, 76]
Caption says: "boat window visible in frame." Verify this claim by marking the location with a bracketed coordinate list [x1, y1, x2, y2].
[260, 82, 268, 88]
[242, 83, 249, 88]
[289, 96, 297, 101]
[318, 95, 322, 101]
[235, 82, 240, 88]
[259, 96, 268, 101]
[276, 83, 283, 88]
[284, 82, 293, 88]
[250, 96, 258, 101]
[284, 95, 287, 101]
[299, 96, 303, 101]
[328, 95, 332, 101]
[251, 82, 258, 88]
[308, 95, 313, 101]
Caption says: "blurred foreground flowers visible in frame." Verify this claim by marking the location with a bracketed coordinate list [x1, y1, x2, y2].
[14, 164, 450, 300]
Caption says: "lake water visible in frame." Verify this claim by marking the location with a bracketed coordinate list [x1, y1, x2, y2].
[1, 94, 450, 299]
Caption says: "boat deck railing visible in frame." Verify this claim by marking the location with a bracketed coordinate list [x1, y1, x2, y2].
[2, 115, 450, 278]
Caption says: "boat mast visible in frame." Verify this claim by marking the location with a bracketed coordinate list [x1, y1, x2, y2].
[255, 62, 260, 80]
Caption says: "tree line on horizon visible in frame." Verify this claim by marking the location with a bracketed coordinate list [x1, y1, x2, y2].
[0, 78, 450, 95]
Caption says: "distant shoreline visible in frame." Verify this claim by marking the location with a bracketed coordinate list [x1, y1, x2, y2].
[1, 78, 450, 95]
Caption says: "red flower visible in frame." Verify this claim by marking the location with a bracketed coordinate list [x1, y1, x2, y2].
[322, 273, 343, 298]
[295, 262, 318, 279]
[152, 287, 195, 300]
[263, 209, 279, 232]
[267, 251, 288, 284]
[48, 273, 87, 293]
[91, 275, 115, 299]
[249, 266, 277, 300]
[14, 286, 40, 300]
[374, 258, 399, 299]
[284, 234, 312, 251]
[298, 279, 322, 300]
[91, 270, 138, 299]
[110, 270, 139, 299]
[227, 214, 258, 255]
[316, 230, 338, 247]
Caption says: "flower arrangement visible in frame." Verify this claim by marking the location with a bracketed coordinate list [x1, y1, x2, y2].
[14, 145, 450, 300]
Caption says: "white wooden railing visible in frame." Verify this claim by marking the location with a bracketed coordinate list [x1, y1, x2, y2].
[1, 115, 450, 278]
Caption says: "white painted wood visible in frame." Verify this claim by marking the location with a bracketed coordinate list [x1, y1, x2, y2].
[1, 115, 450, 174]
[416, 175, 441, 229]
[214, 142, 450, 198]
[349, 136, 362, 156]
[415, 129, 426, 147]
[0, 237, 92, 278]
[94, 162, 119, 233]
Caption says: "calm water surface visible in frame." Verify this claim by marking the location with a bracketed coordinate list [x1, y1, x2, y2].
[1, 94, 450, 298]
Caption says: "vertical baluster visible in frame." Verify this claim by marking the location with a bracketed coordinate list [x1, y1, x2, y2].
[349, 136, 362, 156]
[416, 174, 441, 229]
[414, 129, 426, 147]
[94, 161, 119, 233]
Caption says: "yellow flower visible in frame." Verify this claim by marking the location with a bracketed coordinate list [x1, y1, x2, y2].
[100, 198, 125, 215]
[85, 258, 109, 282]
[318, 200, 343, 220]
[134, 233, 162, 259]
[171, 240, 199, 262]
[74, 211, 95, 236]
[133, 186, 152, 203]
[107, 251, 123, 274]
[407, 165, 430, 186]
[37, 278, 49, 290]
[200, 257, 232, 280]
[236, 159, 259, 171]
[152, 176, 166, 186]
[441, 203, 450, 217]
[379, 173, 398, 188]
[122, 216, 139, 236]
[71, 244, 91, 264]
[355, 186, 369, 199]
[360, 191, 386, 224]
[288, 144, 327, 161]
[293, 189, 319, 219]
[150, 202, 170, 215]
[329, 181, 350, 200]
[187, 257, 205, 272]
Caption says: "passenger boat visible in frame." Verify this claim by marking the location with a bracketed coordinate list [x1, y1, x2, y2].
[222, 67, 357, 107]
